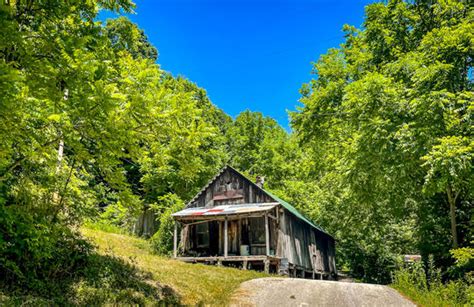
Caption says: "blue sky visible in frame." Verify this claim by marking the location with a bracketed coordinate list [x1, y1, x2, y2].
[101, 0, 376, 130]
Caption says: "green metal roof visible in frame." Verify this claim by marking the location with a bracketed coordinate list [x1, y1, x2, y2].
[262, 189, 331, 237]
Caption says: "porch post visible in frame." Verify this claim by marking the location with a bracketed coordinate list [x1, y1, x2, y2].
[224, 218, 228, 258]
[173, 221, 178, 258]
[218, 221, 222, 254]
[265, 212, 270, 256]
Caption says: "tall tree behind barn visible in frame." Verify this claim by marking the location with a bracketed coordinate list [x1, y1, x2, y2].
[172, 165, 337, 279]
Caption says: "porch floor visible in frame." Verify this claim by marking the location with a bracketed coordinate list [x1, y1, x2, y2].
[175, 255, 280, 262]
[175, 255, 281, 274]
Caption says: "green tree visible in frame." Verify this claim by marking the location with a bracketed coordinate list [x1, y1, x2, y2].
[292, 0, 473, 281]
[0, 0, 139, 283]
[422, 136, 473, 248]
[226, 110, 297, 188]
[105, 16, 158, 60]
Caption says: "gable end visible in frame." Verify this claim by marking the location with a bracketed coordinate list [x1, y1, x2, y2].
[186, 165, 273, 208]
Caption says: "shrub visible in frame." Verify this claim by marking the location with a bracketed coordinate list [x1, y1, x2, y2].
[450, 246, 474, 280]
[392, 256, 473, 306]
[150, 194, 184, 255]
[0, 204, 92, 287]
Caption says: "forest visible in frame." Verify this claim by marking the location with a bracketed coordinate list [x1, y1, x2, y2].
[0, 0, 472, 305]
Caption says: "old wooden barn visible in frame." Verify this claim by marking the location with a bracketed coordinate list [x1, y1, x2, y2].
[172, 165, 337, 279]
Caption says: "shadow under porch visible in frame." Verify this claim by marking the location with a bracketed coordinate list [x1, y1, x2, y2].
[172, 212, 282, 274]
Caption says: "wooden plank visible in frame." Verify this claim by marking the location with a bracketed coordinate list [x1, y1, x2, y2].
[229, 220, 238, 254]
[238, 218, 242, 254]
[265, 213, 270, 256]
[218, 221, 222, 255]
[175, 255, 280, 262]
[267, 213, 277, 220]
[174, 211, 271, 222]
[224, 217, 228, 257]
[178, 219, 213, 226]
[173, 222, 178, 258]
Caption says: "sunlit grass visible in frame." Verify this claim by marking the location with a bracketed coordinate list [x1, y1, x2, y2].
[82, 228, 269, 305]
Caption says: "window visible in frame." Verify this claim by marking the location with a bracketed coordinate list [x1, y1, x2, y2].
[249, 217, 265, 244]
[196, 223, 209, 248]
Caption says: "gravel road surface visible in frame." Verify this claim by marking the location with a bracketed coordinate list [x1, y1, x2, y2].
[231, 277, 415, 307]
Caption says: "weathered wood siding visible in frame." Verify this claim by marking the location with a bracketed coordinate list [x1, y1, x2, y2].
[177, 165, 337, 276]
[187, 168, 273, 208]
[133, 207, 158, 238]
[277, 210, 336, 274]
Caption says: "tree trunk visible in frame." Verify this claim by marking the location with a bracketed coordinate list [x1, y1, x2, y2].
[52, 138, 64, 204]
[52, 87, 67, 205]
[56, 138, 64, 172]
[446, 186, 458, 249]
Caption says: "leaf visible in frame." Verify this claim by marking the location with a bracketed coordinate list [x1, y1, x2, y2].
[47, 114, 61, 122]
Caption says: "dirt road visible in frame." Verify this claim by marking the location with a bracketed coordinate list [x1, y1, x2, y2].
[231, 278, 415, 307]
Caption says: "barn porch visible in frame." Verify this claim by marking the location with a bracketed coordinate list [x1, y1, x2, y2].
[172, 203, 283, 274]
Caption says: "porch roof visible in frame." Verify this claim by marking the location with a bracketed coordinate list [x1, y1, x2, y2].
[172, 202, 278, 219]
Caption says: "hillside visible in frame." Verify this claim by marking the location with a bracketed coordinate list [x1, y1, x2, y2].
[84, 228, 270, 305]
[0, 229, 268, 305]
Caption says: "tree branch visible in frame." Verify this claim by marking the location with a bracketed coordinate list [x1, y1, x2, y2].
[0, 137, 61, 182]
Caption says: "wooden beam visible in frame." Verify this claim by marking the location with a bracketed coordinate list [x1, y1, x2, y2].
[176, 255, 278, 262]
[224, 217, 228, 258]
[177, 219, 212, 227]
[238, 218, 242, 255]
[218, 221, 222, 254]
[265, 212, 270, 256]
[173, 222, 178, 258]
[267, 213, 277, 221]
[265, 214, 271, 256]
[176, 212, 268, 222]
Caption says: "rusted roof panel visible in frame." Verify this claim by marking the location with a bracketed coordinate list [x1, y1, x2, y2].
[172, 202, 278, 218]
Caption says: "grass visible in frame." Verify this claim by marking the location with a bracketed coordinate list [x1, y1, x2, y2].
[391, 265, 473, 307]
[83, 220, 129, 235]
[0, 228, 269, 306]
[83, 228, 269, 305]
[1, 241, 179, 305]
[392, 281, 473, 307]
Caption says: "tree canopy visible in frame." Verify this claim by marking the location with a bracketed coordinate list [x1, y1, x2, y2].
[291, 0, 473, 282]
[0, 0, 472, 290]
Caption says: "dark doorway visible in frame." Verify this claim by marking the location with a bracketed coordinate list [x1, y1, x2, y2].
[209, 221, 219, 256]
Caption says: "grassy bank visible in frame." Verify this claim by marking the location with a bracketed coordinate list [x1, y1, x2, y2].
[83, 228, 268, 305]
[392, 280, 473, 307]
[391, 265, 473, 307]
[1, 228, 268, 305]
